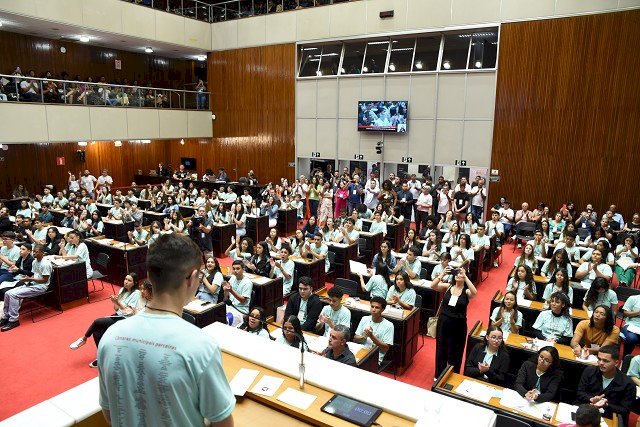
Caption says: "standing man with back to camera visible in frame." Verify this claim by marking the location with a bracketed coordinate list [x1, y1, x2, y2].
[97, 233, 235, 426]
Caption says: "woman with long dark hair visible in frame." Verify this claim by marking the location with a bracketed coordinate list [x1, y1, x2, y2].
[238, 306, 273, 340]
[358, 262, 391, 300]
[276, 315, 303, 348]
[515, 346, 563, 403]
[196, 256, 224, 303]
[532, 292, 573, 344]
[69, 274, 152, 368]
[571, 305, 618, 357]
[431, 266, 478, 376]
[490, 290, 523, 334]
[371, 240, 397, 272]
[582, 277, 618, 316]
[542, 268, 573, 304]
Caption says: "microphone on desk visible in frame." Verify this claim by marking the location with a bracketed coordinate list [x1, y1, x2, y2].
[223, 298, 310, 389]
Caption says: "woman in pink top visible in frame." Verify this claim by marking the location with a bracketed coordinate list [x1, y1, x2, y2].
[333, 180, 349, 219]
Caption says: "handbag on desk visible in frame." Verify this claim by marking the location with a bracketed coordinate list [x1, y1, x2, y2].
[426, 285, 450, 338]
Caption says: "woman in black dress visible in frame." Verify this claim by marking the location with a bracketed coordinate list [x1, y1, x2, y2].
[431, 265, 478, 377]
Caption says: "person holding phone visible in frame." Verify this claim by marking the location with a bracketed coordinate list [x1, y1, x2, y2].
[430, 266, 478, 377]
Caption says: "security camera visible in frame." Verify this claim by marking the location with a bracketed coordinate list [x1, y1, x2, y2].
[376, 141, 383, 147]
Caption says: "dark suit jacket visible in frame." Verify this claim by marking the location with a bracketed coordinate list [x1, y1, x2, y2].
[464, 343, 510, 386]
[577, 366, 636, 419]
[515, 360, 563, 403]
[13, 255, 34, 277]
[284, 293, 322, 332]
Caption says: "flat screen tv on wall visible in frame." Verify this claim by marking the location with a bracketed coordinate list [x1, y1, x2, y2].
[357, 101, 408, 132]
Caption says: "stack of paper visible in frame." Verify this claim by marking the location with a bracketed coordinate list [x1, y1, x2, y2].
[184, 299, 213, 313]
[518, 299, 532, 307]
[500, 388, 556, 420]
[383, 306, 404, 319]
[455, 379, 495, 403]
[349, 260, 369, 276]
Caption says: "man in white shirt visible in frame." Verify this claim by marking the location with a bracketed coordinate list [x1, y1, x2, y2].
[486, 211, 505, 266]
[223, 260, 253, 326]
[415, 185, 433, 235]
[497, 201, 514, 238]
[354, 297, 394, 364]
[469, 179, 487, 223]
[80, 170, 97, 197]
[454, 177, 472, 193]
[471, 224, 491, 251]
[97, 169, 113, 192]
[0, 244, 52, 331]
[97, 233, 235, 426]
[363, 179, 380, 210]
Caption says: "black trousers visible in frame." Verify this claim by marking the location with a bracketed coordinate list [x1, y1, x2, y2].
[85, 315, 124, 347]
[308, 199, 319, 218]
[435, 315, 468, 377]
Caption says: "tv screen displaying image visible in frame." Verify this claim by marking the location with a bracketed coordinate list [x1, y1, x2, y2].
[358, 101, 408, 132]
[181, 157, 197, 170]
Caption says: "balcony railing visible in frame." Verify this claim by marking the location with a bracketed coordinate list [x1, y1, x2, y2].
[0, 74, 210, 110]
[122, 0, 354, 23]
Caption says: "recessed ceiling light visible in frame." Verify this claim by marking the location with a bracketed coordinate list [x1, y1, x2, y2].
[442, 60, 451, 70]
[474, 61, 482, 68]
[145, 47, 153, 53]
[197, 55, 206, 61]
[79, 35, 90, 43]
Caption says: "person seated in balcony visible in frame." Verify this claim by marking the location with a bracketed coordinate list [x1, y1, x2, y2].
[19, 70, 40, 102]
[42, 71, 60, 103]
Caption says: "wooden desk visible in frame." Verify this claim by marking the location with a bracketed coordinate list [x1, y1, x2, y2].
[95, 203, 111, 217]
[490, 290, 588, 337]
[532, 275, 589, 309]
[49, 260, 89, 307]
[468, 321, 598, 403]
[433, 366, 617, 427]
[178, 204, 195, 219]
[142, 210, 167, 226]
[277, 208, 298, 236]
[266, 322, 380, 373]
[316, 288, 419, 375]
[50, 208, 67, 225]
[387, 222, 405, 251]
[182, 299, 227, 328]
[85, 237, 148, 285]
[245, 273, 284, 320]
[246, 214, 270, 244]
[221, 352, 411, 426]
[291, 256, 325, 291]
[212, 223, 236, 257]
[101, 218, 134, 241]
[358, 231, 383, 266]
[326, 242, 358, 279]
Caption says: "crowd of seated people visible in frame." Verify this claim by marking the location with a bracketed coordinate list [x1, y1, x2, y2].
[4, 165, 640, 424]
[0, 66, 195, 107]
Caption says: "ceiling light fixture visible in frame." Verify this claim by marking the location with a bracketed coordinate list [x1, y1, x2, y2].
[415, 61, 423, 70]
[442, 60, 451, 70]
[78, 141, 87, 146]
[79, 35, 90, 43]
[180, 139, 185, 145]
[145, 47, 153, 53]
[388, 63, 396, 72]
[474, 61, 482, 68]
[114, 140, 122, 147]
[0, 22, 3, 28]
[197, 55, 206, 61]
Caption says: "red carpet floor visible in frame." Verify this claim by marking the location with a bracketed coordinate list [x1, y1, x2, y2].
[0, 249, 517, 420]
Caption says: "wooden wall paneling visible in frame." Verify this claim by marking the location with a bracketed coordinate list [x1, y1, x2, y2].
[208, 44, 296, 185]
[489, 10, 640, 220]
[0, 140, 170, 198]
[0, 30, 202, 88]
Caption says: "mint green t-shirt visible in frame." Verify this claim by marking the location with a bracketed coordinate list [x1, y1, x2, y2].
[365, 275, 389, 300]
[98, 313, 235, 427]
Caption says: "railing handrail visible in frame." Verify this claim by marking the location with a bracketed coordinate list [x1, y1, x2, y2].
[1, 73, 209, 95]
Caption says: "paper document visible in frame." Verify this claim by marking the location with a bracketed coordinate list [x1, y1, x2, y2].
[251, 276, 272, 285]
[500, 388, 556, 420]
[349, 260, 369, 276]
[518, 299, 532, 307]
[455, 379, 495, 403]
[251, 375, 284, 397]
[329, 242, 347, 248]
[555, 402, 578, 424]
[277, 387, 317, 410]
[575, 354, 598, 364]
[0, 281, 18, 290]
[383, 306, 404, 319]
[183, 299, 213, 313]
[229, 368, 260, 396]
